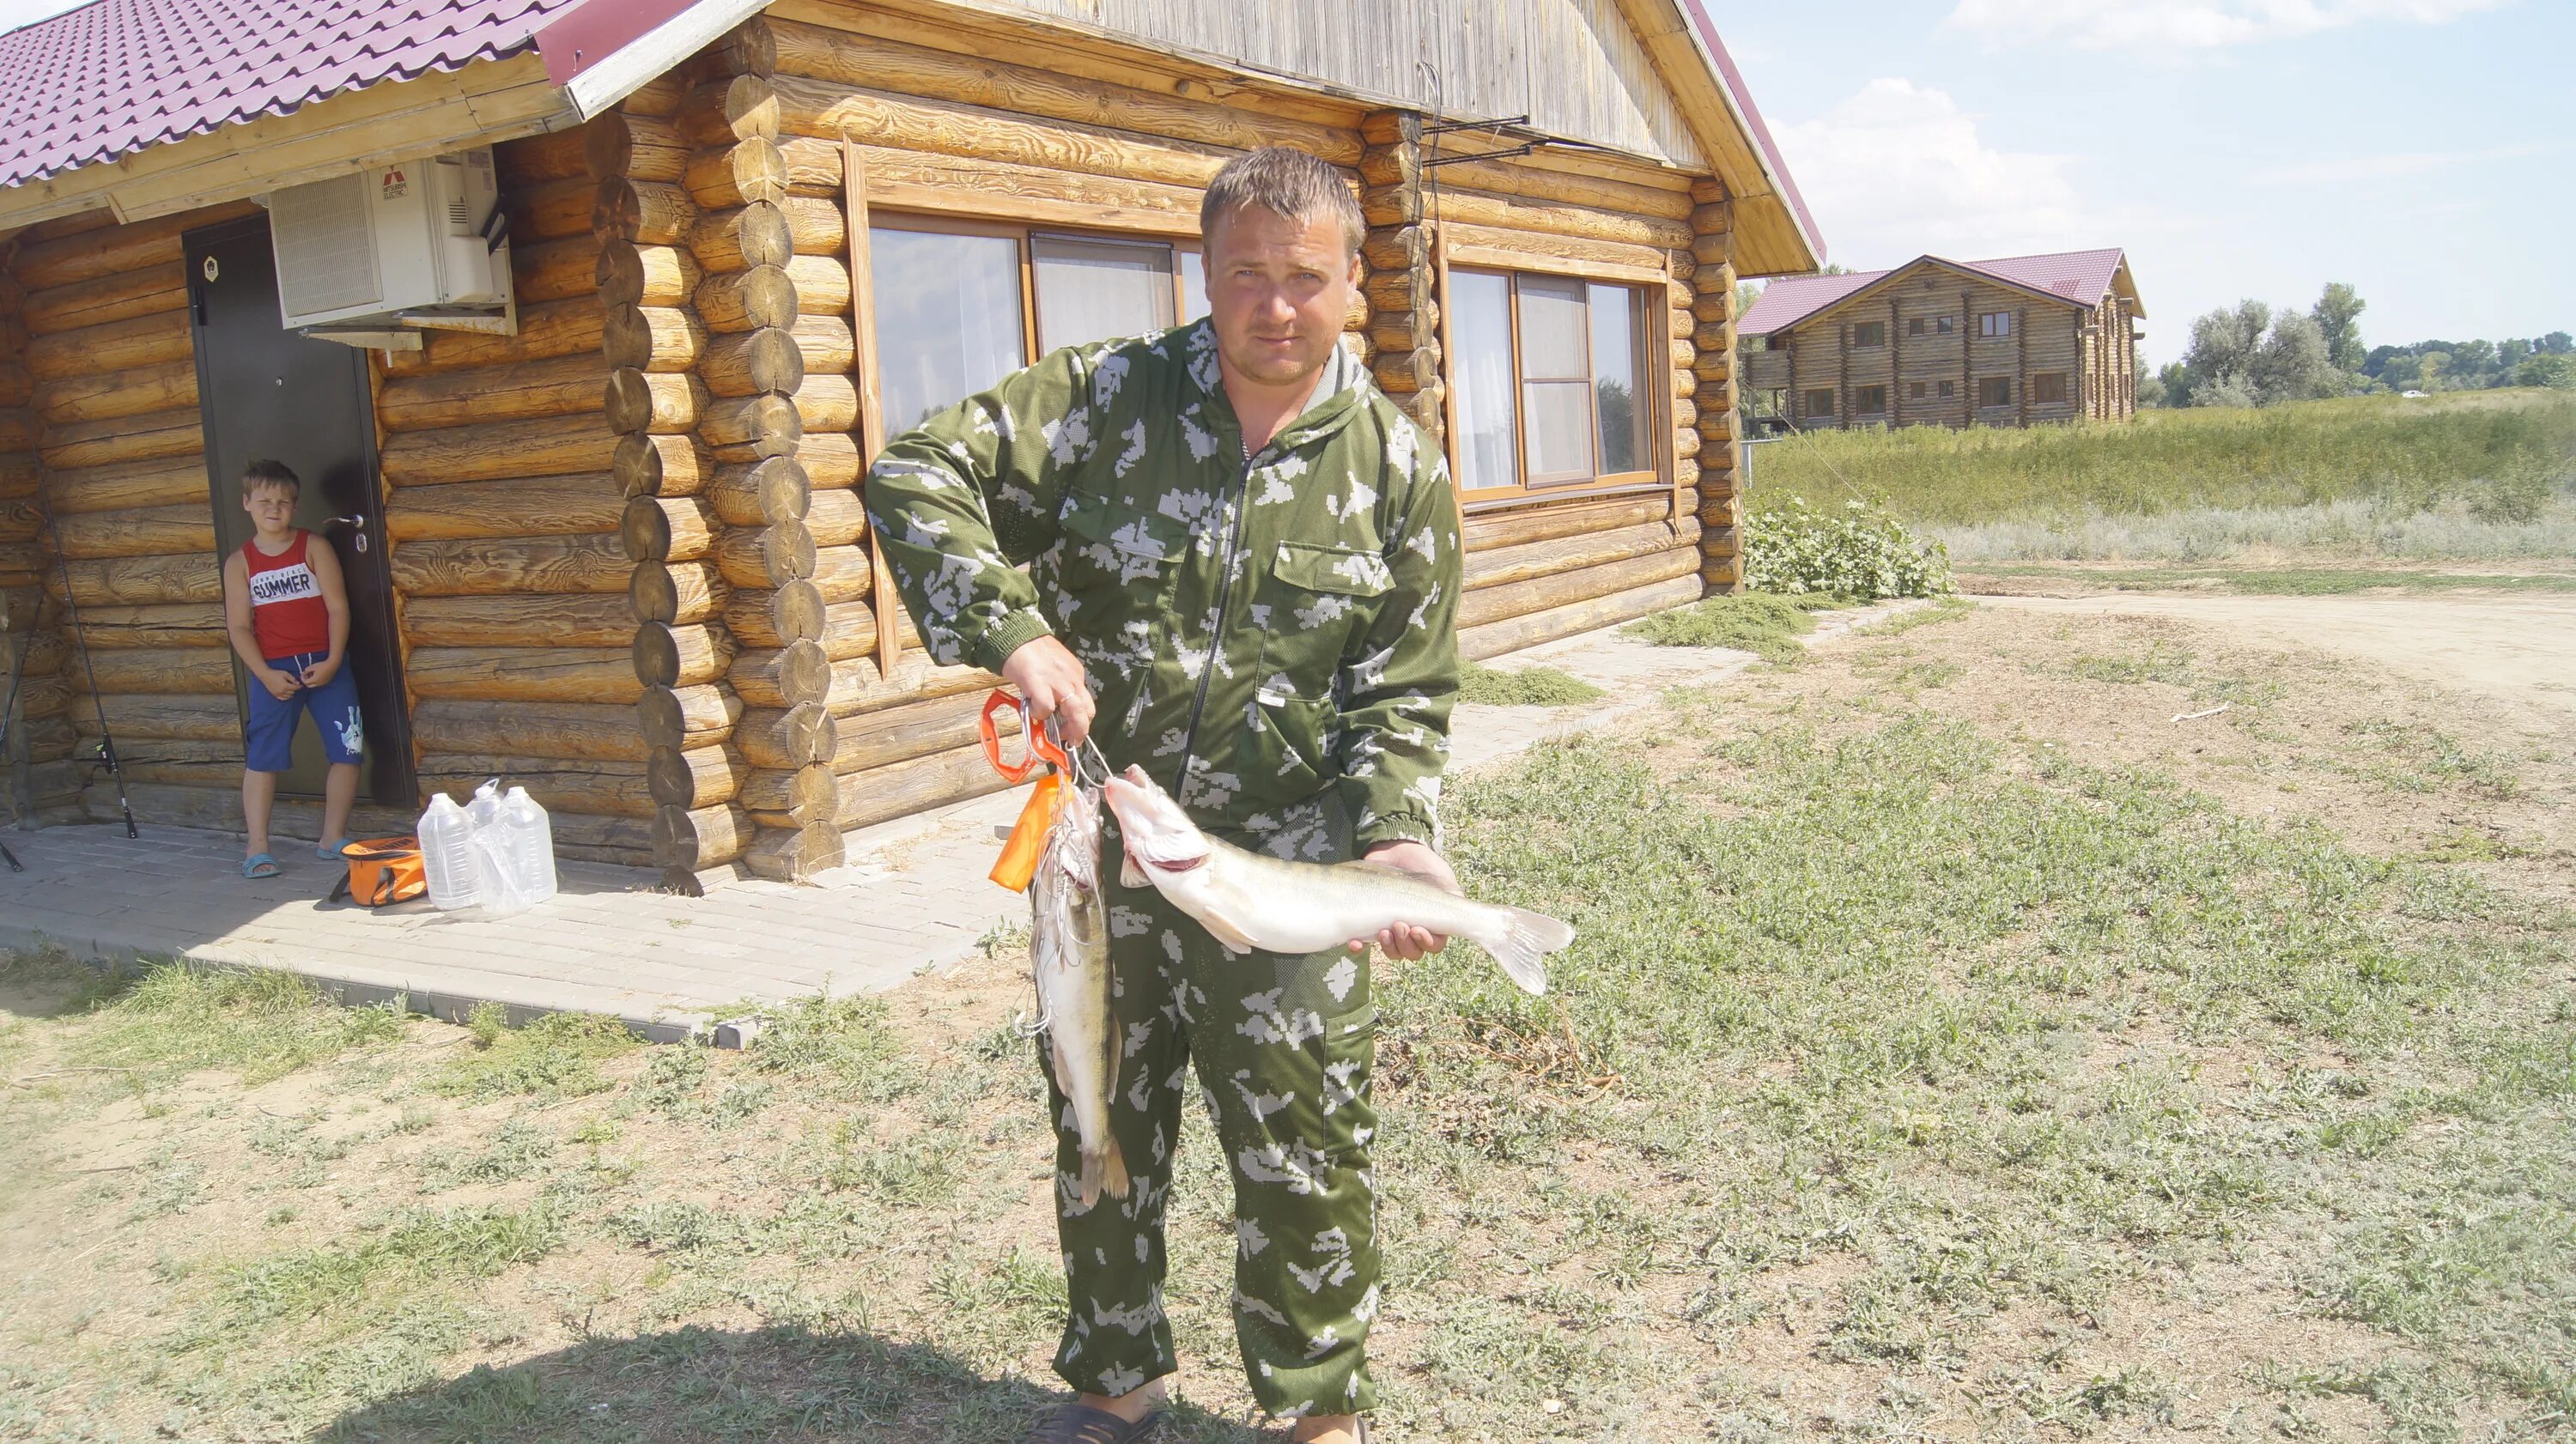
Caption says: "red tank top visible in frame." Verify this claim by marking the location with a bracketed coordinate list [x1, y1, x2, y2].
[242, 530, 332, 658]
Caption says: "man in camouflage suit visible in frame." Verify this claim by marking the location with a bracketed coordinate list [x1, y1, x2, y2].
[864, 148, 1461, 1444]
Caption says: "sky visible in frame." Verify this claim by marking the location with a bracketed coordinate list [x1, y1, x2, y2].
[1712, 0, 2575, 365]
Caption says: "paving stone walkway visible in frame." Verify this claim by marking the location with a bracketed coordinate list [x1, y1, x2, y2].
[0, 603, 1911, 1036]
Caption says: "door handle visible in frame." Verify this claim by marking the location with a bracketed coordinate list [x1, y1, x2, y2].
[327, 514, 370, 553]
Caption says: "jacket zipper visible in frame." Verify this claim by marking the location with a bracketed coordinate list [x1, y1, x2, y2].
[1170, 437, 1259, 799]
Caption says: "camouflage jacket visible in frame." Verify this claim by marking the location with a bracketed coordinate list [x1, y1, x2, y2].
[863, 320, 1461, 859]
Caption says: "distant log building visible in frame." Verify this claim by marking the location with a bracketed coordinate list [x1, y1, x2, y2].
[1739, 251, 2143, 429]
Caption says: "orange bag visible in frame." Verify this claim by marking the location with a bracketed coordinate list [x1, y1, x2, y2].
[978, 689, 1078, 894]
[331, 836, 428, 907]
[988, 774, 1063, 892]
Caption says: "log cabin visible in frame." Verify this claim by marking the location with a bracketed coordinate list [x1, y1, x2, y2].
[1739, 251, 2143, 430]
[0, 0, 1820, 889]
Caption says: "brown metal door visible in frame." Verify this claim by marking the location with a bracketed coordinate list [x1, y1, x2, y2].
[185, 215, 413, 806]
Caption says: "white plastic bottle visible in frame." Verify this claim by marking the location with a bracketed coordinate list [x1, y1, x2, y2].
[417, 792, 482, 909]
[499, 786, 558, 905]
[467, 778, 504, 830]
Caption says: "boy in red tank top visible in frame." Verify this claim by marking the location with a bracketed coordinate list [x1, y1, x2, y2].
[220, 460, 363, 879]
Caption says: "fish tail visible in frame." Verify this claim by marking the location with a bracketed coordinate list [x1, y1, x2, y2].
[1483, 906, 1573, 996]
[1081, 1136, 1133, 1204]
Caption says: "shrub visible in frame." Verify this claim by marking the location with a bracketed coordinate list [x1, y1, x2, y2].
[1742, 494, 1953, 598]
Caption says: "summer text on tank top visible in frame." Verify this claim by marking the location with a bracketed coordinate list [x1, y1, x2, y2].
[243, 530, 333, 658]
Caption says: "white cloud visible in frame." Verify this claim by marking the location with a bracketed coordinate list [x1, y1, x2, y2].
[1944, 0, 2514, 50]
[1774, 79, 2111, 267]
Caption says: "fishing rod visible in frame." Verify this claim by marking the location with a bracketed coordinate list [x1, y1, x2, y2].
[37, 501, 138, 838]
[0, 598, 28, 871]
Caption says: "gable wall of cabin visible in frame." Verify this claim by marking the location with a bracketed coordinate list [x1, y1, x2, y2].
[0, 0, 1748, 871]
[1747, 270, 2092, 431]
[603, 2, 1730, 880]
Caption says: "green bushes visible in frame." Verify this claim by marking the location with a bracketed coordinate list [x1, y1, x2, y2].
[1742, 494, 1954, 598]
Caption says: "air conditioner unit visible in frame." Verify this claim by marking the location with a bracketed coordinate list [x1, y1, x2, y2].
[268, 148, 514, 345]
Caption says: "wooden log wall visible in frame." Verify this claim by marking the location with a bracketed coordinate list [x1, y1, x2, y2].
[1776, 270, 2090, 433]
[1357, 112, 1443, 440]
[1686, 180, 1739, 591]
[630, 25, 848, 888]
[704, 9, 1401, 864]
[378, 123, 650, 865]
[9, 205, 250, 828]
[0, 254, 73, 824]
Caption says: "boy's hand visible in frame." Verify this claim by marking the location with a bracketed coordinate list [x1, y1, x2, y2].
[256, 667, 301, 701]
[300, 656, 341, 688]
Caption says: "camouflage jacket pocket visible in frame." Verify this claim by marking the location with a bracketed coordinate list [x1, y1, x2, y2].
[1258, 540, 1392, 693]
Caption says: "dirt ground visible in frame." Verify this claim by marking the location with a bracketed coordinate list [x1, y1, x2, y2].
[2, 597, 2567, 1443]
[1971, 590, 2576, 726]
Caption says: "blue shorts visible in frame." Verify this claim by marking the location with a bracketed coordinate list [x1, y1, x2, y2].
[245, 651, 364, 774]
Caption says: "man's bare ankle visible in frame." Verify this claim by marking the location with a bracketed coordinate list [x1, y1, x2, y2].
[1076, 1379, 1168, 1423]
[1287, 1415, 1359, 1443]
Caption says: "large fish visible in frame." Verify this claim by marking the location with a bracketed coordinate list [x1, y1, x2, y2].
[1100, 765, 1571, 995]
[1030, 781, 1130, 1207]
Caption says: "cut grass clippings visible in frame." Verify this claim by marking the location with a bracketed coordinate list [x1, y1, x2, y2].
[1457, 662, 1607, 707]
[1622, 592, 1852, 661]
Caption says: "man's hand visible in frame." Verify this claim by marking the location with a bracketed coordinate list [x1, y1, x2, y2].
[1352, 840, 1458, 961]
[300, 655, 342, 688]
[1001, 634, 1095, 746]
[255, 666, 301, 701]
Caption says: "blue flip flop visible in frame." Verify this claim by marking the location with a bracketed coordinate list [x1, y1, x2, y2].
[242, 853, 281, 879]
[316, 837, 352, 861]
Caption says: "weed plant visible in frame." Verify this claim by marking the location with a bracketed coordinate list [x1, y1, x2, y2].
[1752, 390, 2576, 532]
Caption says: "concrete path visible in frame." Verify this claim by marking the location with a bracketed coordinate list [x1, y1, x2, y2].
[0, 602, 1908, 1035]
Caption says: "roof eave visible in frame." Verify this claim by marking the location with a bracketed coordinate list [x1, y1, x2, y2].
[536, 0, 769, 120]
[0, 52, 575, 230]
[1610, 0, 1823, 277]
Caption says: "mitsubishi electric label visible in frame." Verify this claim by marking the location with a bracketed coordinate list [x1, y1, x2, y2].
[380, 167, 409, 201]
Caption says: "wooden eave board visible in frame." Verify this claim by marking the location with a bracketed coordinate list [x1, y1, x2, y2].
[775, 0, 1710, 189]
[0, 53, 578, 230]
[1607, 0, 1815, 276]
[2110, 255, 2146, 316]
[1782, 256, 2094, 337]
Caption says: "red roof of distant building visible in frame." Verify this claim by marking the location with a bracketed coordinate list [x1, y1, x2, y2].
[0, 0, 585, 190]
[1741, 248, 2133, 334]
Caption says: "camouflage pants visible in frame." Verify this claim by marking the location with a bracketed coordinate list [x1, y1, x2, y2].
[1041, 868, 1382, 1418]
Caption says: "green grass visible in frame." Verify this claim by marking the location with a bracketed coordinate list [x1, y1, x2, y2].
[2, 617, 2567, 1442]
[1457, 662, 1607, 707]
[1752, 390, 2576, 526]
[431, 1003, 637, 1101]
[1965, 562, 2576, 595]
[64, 961, 408, 1088]
[1622, 592, 1850, 660]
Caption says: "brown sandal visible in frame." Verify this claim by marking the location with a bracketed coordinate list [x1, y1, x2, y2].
[1018, 1401, 1163, 1443]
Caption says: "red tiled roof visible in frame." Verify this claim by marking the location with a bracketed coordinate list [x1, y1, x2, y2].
[1741, 248, 2132, 335]
[0, 0, 586, 190]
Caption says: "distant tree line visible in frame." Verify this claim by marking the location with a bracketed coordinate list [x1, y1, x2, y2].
[2146, 282, 2574, 406]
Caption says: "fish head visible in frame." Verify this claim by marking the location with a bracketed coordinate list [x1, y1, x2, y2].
[1102, 765, 1212, 879]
